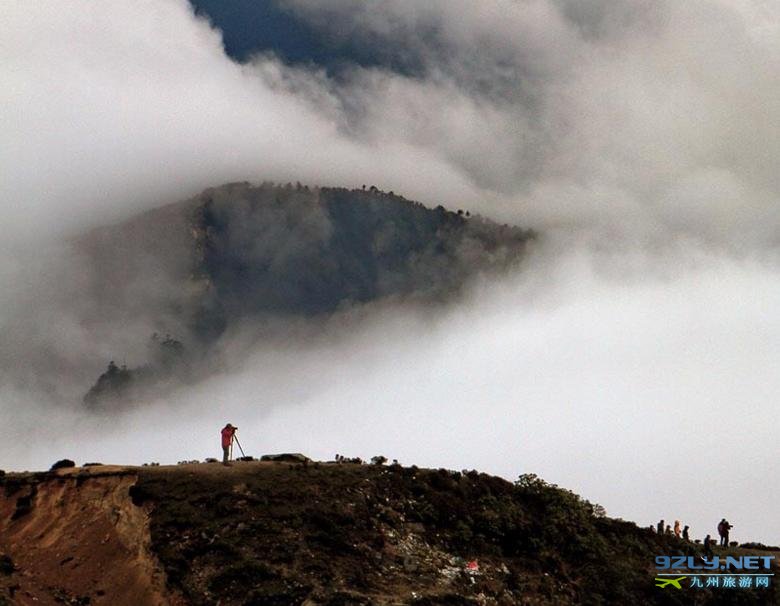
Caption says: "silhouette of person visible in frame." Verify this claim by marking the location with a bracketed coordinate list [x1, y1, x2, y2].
[718, 518, 732, 546]
[682, 525, 689, 541]
[657, 519, 665, 535]
[704, 534, 713, 557]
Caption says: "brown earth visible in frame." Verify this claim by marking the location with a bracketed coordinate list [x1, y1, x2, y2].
[0, 461, 777, 605]
[0, 466, 180, 606]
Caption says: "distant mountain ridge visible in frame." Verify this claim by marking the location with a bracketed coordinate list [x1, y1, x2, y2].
[80, 182, 533, 336]
[79, 182, 533, 405]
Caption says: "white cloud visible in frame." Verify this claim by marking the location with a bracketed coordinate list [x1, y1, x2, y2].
[0, 0, 481, 243]
[4, 247, 779, 542]
[286, 0, 780, 243]
[1, 0, 780, 545]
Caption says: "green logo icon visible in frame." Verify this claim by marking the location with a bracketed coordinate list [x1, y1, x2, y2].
[655, 577, 687, 589]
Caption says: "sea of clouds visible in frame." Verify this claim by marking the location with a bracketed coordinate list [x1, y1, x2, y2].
[1, 0, 778, 542]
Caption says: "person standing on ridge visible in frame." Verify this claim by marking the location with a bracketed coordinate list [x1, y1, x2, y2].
[674, 520, 681, 538]
[704, 534, 713, 557]
[682, 525, 689, 541]
[221, 423, 237, 466]
[657, 519, 664, 535]
[718, 518, 732, 547]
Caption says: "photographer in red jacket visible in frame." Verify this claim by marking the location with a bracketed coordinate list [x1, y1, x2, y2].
[221, 423, 237, 466]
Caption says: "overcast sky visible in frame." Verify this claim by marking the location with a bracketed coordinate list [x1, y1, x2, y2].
[1, 1, 779, 543]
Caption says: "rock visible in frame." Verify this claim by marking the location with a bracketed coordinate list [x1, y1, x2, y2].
[260, 453, 311, 464]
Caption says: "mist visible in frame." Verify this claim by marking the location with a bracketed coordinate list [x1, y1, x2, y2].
[1, 0, 779, 544]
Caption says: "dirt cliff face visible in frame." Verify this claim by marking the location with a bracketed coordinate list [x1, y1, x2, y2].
[0, 468, 178, 606]
[1, 463, 777, 605]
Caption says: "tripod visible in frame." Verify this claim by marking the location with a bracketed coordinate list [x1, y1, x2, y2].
[229, 432, 246, 460]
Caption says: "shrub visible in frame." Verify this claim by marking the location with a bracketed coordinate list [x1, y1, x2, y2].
[49, 459, 75, 471]
[740, 542, 780, 551]
[208, 561, 278, 592]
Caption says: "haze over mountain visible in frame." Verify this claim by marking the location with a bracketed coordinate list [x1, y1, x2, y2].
[1, 0, 780, 549]
[76, 182, 531, 406]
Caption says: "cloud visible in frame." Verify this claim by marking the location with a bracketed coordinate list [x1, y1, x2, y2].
[0, 0, 480, 244]
[5, 246, 780, 543]
[1, 0, 780, 545]
[284, 0, 780, 245]
[3, 0, 779, 245]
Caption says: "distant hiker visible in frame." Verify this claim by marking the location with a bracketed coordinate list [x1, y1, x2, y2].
[704, 534, 713, 557]
[717, 518, 732, 546]
[674, 520, 681, 538]
[221, 423, 237, 466]
[682, 525, 690, 541]
[665, 524, 672, 536]
[657, 519, 664, 534]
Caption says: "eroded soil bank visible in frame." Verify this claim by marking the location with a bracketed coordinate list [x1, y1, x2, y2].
[0, 467, 177, 606]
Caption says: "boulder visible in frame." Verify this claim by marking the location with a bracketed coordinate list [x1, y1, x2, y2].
[260, 453, 311, 464]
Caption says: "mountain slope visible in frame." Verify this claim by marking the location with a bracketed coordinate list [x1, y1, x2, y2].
[78, 182, 533, 339]
[1, 462, 776, 605]
[77, 182, 533, 406]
